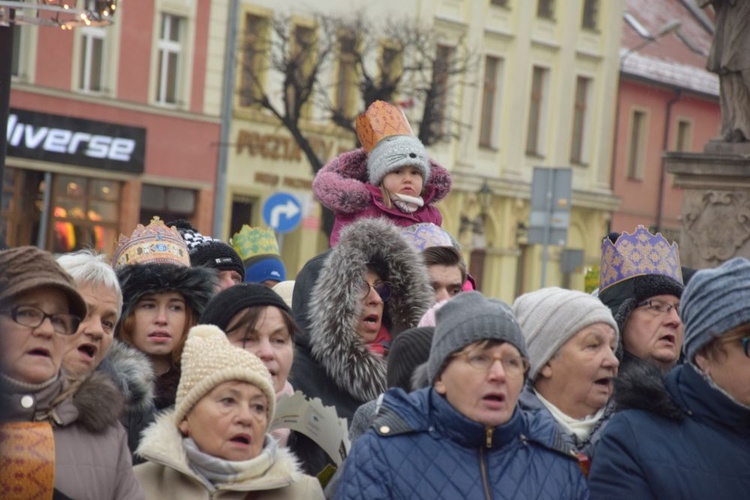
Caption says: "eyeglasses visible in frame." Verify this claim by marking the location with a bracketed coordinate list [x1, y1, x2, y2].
[360, 280, 393, 302]
[0, 305, 81, 336]
[455, 351, 529, 377]
[743, 337, 749, 358]
[636, 299, 679, 316]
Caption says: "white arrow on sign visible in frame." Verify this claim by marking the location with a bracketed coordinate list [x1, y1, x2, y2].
[270, 200, 300, 229]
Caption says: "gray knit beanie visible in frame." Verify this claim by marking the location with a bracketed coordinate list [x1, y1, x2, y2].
[682, 257, 750, 362]
[512, 287, 619, 380]
[368, 135, 430, 187]
[428, 291, 527, 382]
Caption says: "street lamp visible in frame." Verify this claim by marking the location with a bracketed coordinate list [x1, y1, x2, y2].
[478, 180, 493, 219]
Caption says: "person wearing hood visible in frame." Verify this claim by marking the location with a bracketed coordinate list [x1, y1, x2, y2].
[335, 292, 589, 499]
[598, 226, 684, 375]
[58, 249, 156, 454]
[288, 217, 433, 476]
[0, 246, 144, 500]
[134, 325, 323, 499]
[113, 217, 216, 456]
[313, 101, 452, 246]
[589, 258, 750, 498]
[512, 287, 619, 467]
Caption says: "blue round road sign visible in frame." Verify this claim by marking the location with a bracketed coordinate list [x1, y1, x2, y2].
[262, 192, 302, 234]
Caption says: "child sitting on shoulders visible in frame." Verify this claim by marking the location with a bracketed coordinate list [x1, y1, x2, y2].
[313, 100, 452, 246]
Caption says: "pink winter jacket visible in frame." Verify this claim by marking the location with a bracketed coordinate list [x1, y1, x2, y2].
[313, 148, 452, 246]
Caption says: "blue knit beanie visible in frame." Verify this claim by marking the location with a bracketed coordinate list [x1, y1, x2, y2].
[244, 255, 286, 284]
[682, 257, 750, 362]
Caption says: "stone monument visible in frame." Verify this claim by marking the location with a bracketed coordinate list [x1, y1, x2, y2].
[666, 0, 750, 269]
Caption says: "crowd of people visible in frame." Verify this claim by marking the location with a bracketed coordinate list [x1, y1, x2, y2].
[1, 101, 749, 499]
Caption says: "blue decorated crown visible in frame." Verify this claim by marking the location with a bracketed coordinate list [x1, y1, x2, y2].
[599, 225, 682, 292]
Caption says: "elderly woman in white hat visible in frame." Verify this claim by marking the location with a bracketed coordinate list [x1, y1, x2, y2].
[134, 325, 323, 499]
[512, 287, 619, 464]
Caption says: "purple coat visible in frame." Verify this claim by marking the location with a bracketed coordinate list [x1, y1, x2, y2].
[313, 148, 452, 246]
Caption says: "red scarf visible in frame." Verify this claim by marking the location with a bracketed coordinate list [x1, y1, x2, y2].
[366, 325, 392, 357]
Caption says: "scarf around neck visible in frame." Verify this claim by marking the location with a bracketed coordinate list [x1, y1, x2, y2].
[391, 192, 425, 214]
[183, 436, 277, 492]
[534, 389, 606, 441]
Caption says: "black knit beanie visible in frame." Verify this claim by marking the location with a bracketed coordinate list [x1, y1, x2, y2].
[599, 274, 684, 334]
[167, 219, 245, 281]
[199, 282, 291, 331]
[386, 326, 435, 391]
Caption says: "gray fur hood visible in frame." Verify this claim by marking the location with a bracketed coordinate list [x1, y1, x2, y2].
[98, 340, 155, 416]
[308, 218, 433, 402]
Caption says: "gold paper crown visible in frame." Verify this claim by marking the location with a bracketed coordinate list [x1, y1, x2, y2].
[112, 216, 190, 270]
[356, 100, 416, 153]
[231, 225, 280, 262]
[599, 225, 682, 292]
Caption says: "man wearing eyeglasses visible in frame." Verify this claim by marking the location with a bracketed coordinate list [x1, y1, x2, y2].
[598, 227, 685, 374]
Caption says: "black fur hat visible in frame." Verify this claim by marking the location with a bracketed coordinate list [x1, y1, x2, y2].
[167, 219, 245, 281]
[117, 263, 217, 324]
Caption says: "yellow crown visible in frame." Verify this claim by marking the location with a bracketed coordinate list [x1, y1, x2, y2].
[112, 216, 190, 269]
[599, 225, 682, 292]
[356, 100, 416, 153]
[231, 225, 280, 262]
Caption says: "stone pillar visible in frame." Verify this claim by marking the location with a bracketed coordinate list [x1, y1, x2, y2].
[666, 142, 750, 268]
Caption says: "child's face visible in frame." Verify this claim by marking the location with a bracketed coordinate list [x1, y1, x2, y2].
[382, 166, 424, 197]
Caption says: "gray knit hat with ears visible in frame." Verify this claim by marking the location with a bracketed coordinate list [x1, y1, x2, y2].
[428, 291, 526, 382]
[368, 135, 430, 187]
[682, 257, 750, 362]
[512, 287, 619, 380]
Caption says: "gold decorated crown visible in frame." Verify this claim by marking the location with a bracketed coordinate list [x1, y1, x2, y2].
[112, 216, 190, 269]
[599, 225, 682, 292]
[231, 225, 280, 262]
[356, 100, 416, 153]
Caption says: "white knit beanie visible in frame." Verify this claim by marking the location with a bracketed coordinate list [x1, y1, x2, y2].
[512, 287, 619, 380]
[174, 325, 276, 424]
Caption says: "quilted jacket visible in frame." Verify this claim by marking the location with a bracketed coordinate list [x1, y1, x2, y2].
[334, 387, 589, 500]
[588, 362, 750, 499]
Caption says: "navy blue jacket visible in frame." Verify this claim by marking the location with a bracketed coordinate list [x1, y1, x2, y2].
[589, 362, 750, 499]
[335, 387, 589, 500]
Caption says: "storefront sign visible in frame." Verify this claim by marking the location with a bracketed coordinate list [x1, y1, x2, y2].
[6, 108, 146, 173]
[235, 130, 338, 163]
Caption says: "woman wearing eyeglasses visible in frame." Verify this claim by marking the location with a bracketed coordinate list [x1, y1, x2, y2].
[335, 292, 589, 499]
[590, 258, 750, 499]
[288, 217, 433, 477]
[0, 246, 144, 499]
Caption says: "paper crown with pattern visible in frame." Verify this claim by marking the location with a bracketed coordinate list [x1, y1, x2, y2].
[599, 225, 682, 292]
[399, 223, 460, 252]
[356, 100, 416, 153]
[231, 225, 280, 262]
[112, 216, 190, 269]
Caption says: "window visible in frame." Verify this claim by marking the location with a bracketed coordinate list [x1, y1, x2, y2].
[627, 110, 647, 180]
[431, 44, 455, 140]
[526, 66, 548, 155]
[490, 0, 509, 6]
[11, 25, 22, 77]
[582, 0, 599, 30]
[479, 56, 502, 148]
[292, 24, 316, 118]
[675, 119, 693, 152]
[140, 185, 196, 224]
[155, 14, 185, 105]
[570, 76, 591, 164]
[380, 46, 401, 87]
[79, 22, 106, 92]
[537, 0, 555, 19]
[335, 32, 357, 117]
[239, 14, 269, 107]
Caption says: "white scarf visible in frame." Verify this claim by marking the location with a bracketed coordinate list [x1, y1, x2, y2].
[183, 436, 277, 492]
[391, 192, 424, 214]
[534, 389, 606, 441]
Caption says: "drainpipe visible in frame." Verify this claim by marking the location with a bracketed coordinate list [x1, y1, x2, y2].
[655, 90, 682, 233]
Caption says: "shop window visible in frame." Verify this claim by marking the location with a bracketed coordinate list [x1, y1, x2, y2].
[230, 196, 256, 238]
[156, 13, 185, 105]
[139, 185, 196, 224]
[51, 175, 120, 254]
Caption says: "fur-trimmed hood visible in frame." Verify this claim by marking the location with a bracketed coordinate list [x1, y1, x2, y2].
[97, 340, 155, 416]
[116, 263, 217, 323]
[313, 147, 452, 214]
[136, 410, 305, 491]
[613, 356, 684, 421]
[307, 218, 433, 402]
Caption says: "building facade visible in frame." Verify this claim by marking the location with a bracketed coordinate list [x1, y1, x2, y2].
[3, 0, 225, 254]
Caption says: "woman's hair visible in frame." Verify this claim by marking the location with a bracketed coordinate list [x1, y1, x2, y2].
[117, 293, 197, 366]
[225, 304, 300, 343]
[57, 249, 123, 313]
[697, 323, 749, 364]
